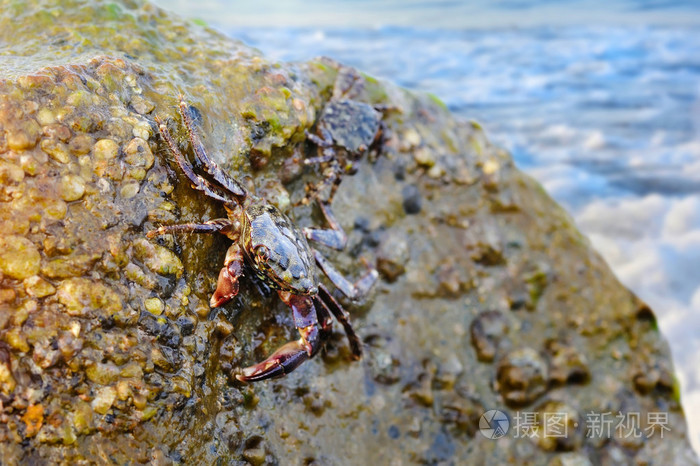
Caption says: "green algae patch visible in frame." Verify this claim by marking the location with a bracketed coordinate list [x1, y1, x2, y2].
[0, 0, 696, 464]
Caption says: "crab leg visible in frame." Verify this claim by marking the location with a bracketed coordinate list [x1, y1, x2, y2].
[325, 166, 345, 204]
[156, 117, 234, 206]
[306, 127, 334, 149]
[146, 220, 244, 307]
[236, 292, 332, 382]
[146, 219, 233, 239]
[332, 65, 362, 100]
[304, 154, 336, 165]
[301, 165, 341, 205]
[313, 161, 345, 206]
[313, 250, 378, 301]
[302, 128, 345, 204]
[304, 202, 378, 299]
[317, 284, 362, 359]
[177, 97, 248, 199]
[304, 202, 347, 250]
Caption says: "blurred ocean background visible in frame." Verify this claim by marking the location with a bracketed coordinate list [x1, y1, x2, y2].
[155, 0, 700, 453]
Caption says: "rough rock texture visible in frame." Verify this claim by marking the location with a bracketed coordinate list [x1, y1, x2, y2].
[0, 0, 697, 464]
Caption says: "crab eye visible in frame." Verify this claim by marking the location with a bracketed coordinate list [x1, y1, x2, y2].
[254, 245, 270, 262]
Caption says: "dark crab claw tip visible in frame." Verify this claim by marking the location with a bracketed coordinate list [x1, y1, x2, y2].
[236, 340, 310, 382]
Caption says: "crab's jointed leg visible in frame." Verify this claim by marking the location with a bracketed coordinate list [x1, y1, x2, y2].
[236, 292, 333, 382]
[156, 116, 235, 206]
[302, 165, 342, 205]
[177, 97, 248, 199]
[146, 218, 233, 239]
[306, 127, 334, 150]
[304, 202, 378, 300]
[303, 202, 347, 250]
[304, 153, 336, 165]
[317, 284, 362, 359]
[146, 216, 243, 307]
[302, 128, 347, 205]
[313, 250, 377, 301]
[325, 166, 345, 205]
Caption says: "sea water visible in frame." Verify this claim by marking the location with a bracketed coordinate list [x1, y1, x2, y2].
[155, 0, 700, 454]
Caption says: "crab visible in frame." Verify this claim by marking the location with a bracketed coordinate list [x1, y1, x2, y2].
[303, 65, 384, 204]
[148, 97, 378, 382]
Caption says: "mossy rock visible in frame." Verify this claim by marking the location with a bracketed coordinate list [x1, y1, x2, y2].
[0, 0, 697, 464]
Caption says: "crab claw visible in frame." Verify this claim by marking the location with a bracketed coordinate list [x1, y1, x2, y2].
[210, 262, 241, 308]
[236, 292, 333, 383]
[236, 339, 310, 382]
[210, 245, 244, 308]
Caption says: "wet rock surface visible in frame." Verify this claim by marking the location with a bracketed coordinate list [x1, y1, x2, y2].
[495, 347, 549, 407]
[470, 309, 509, 362]
[0, 0, 697, 464]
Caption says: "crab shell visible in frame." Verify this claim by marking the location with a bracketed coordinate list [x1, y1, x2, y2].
[241, 199, 318, 296]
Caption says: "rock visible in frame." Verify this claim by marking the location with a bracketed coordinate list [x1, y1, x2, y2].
[375, 230, 409, 281]
[59, 174, 86, 201]
[242, 446, 268, 466]
[41, 138, 71, 163]
[85, 362, 120, 385]
[438, 392, 483, 436]
[132, 238, 183, 278]
[548, 453, 592, 466]
[119, 180, 140, 199]
[495, 347, 549, 406]
[0, 236, 40, 280]
[57, 278, 122, 316]
[92, 386, 117, 415]
[21, 404, 44, 438]
[42, 124, 71, 142]
[144, 297, 164, 315]
[0, 344, 16, 394]
[123, 137, 154, 169]
[413, 147, 436, 168]
[401, 184, 422, 214]
[69, 135, 94, 156]
[546, 340, 590, 385]
[129, 95, 155, 115]
[530, 400, 583, 452]
[0, 1, 695, 464]
[92, 138, 119, 160]
[0, 160, 24, 184]
[365, 335, 402, 385]
[6, 119, 40, 151]
[470, 309, 509, 362]
[23, 276, 56, 298]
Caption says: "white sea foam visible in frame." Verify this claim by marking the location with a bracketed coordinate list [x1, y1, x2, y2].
[577, 194, 700, 450]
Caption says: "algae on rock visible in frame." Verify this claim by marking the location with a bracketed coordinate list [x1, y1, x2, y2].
[0, 0, 697, 464]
